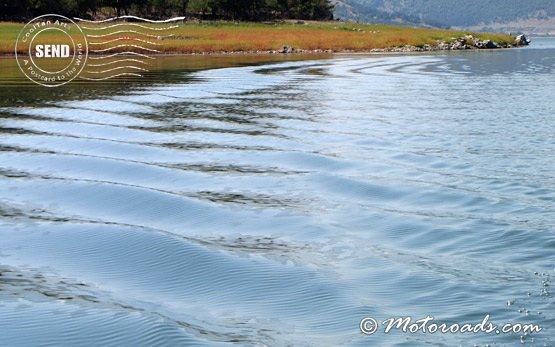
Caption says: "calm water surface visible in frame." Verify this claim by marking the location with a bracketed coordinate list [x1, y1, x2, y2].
[1, 39, 554, 346]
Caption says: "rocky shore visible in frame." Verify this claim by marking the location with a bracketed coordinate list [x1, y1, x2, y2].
[274, 34, 531, 54]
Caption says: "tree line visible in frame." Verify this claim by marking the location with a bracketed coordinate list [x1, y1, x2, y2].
[0, 0, 335, 21]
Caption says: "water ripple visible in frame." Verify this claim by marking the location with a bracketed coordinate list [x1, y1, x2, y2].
[1, 40, 555, 346]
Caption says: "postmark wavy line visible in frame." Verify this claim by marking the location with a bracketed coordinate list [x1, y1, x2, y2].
[81, 23, 178, 31]
[84, 66, 148, 74]
[80, 73, 143, 81]
[90, 44, 159, 53]
[74, 15, 185, 23]
[89, 51, 154, 60]
[89, 37, 160, 46]
[87, 30, 174, 39]
[88, 52, 156, 60]
[87, 59, 149, 67]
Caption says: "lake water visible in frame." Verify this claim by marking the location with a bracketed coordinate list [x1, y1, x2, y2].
[1, 38, 554, 346]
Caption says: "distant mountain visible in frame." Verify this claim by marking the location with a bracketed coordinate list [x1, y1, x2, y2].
[333, 0, 555, 35]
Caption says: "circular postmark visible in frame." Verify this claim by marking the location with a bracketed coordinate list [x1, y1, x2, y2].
[15, 14, 88, 87]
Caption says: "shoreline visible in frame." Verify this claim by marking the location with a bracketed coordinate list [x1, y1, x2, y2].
[0, 42, 526, 58]
[0, 49, 520, 58]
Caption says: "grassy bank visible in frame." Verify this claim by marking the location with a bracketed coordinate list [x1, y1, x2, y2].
[1, 20, 516, 55]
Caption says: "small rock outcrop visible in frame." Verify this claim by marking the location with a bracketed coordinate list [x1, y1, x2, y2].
[475, 39, 499, 49]
[515, 34, 531, 46]
[278, 45, 295, 53]
[435, 35, 507, 50]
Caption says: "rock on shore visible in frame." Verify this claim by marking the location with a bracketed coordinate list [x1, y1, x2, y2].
[515, 34, 531, 46]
